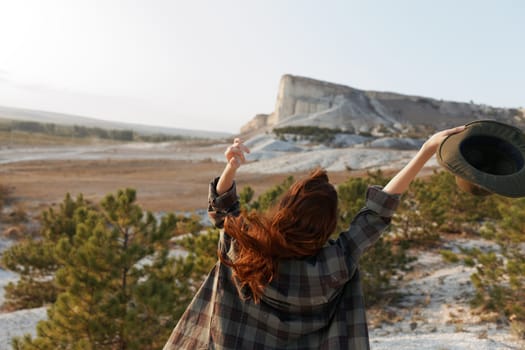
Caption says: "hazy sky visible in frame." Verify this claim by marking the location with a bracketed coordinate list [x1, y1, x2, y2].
[0, 0, 523, 133]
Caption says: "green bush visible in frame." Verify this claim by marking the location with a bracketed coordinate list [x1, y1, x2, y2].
[4, 189, 200, 349]
[466, 198, 525, 333]
[273, 126, 345, 144]
[440, 249, 460, 263]
[241, 176, 294, 212]
[390, 171, 503, 246]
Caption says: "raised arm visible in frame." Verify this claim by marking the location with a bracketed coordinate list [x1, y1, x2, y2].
[383, 125, 466, 195]
[216, 138, 250, 195]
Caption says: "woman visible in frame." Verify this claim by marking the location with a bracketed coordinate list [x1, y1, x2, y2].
[164, 126, 465, 350]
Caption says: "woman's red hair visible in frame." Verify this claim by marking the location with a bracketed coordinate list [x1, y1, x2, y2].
[220, 168, 338, 303]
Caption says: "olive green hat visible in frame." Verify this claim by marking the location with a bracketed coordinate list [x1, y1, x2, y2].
[437, 120, 525, 197]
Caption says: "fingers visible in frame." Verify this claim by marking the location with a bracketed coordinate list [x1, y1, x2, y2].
[225, 146, 246, 163]
[423, 125, 466, 155]
[444, 125, 466, 136]
[233, 138, 250, 154]
[227, 147, 248, 162]
[225, 138, 250, 168]
[431, 125, 466, 143]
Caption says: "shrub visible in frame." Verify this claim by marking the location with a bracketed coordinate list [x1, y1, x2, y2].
[241, 176, 294, 212]
[273, 126, 345, 144]
[440, 250, 460, 263]
[5, 189, 191, 349]
[391, 171, 503, 245]
[466, 198, 525, 329]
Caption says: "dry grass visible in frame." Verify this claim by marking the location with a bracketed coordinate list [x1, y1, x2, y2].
[0, 131, 117, 146]
[0, 158, 360, 213]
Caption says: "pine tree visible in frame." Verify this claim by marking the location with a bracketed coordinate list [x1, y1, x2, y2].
[468, 197, 525, 337]
[411, 171, 502, 234]
[11, 189, 180, 350]
[167, 229, 220, 320]
[244, 176, 294, 211]
[2, 193, 87, 310]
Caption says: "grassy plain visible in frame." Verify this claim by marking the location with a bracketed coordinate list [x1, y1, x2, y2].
[0, 152, 359, 214]
[0, 130, 118, 146]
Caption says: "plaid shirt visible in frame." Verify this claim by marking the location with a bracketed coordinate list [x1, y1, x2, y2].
[164, 177, 400, 350]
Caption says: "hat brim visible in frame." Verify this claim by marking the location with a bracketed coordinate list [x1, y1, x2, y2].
[437, 120, 525, 198]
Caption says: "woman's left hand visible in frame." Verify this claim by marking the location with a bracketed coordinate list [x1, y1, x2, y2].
[383, 124, 467, 195]
[422, 125, 466, 155]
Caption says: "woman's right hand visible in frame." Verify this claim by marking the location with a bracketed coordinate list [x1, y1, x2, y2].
[224, 138, 250, 169]
[217, 138, 250, 195]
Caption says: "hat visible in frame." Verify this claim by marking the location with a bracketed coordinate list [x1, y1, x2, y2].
[437, 120, 525, 198]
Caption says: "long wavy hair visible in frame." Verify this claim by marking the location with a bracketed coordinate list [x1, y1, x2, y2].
[220, 168, 338, 303]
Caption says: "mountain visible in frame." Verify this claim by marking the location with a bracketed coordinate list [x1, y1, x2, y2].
[0, 105, 231, 139]
[241, 75, 524, 136]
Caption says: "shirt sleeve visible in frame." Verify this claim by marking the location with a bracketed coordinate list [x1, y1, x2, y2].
[336, 185, 400, 264]
[207, 176, 241, 229]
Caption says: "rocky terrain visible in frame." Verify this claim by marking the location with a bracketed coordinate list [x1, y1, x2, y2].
[241, 74, 525, 137]
[369, 235, 524, 350]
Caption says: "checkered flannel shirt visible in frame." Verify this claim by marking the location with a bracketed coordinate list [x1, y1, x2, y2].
[164, 177, 400, 350]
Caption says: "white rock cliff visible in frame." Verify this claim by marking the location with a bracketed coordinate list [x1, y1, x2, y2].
[241, 74, 523, 135]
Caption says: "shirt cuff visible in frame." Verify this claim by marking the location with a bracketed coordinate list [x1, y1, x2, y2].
[209, 177, 238, 211]
[365, 185, 400, 218]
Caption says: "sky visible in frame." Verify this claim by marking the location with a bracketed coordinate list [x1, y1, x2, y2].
[0, 0, 523, 133]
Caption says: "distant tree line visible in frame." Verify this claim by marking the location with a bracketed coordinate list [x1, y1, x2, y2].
[272, 124, 437, 143]
[0, 120, 188, 142]
[273, 126, 352, 144]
